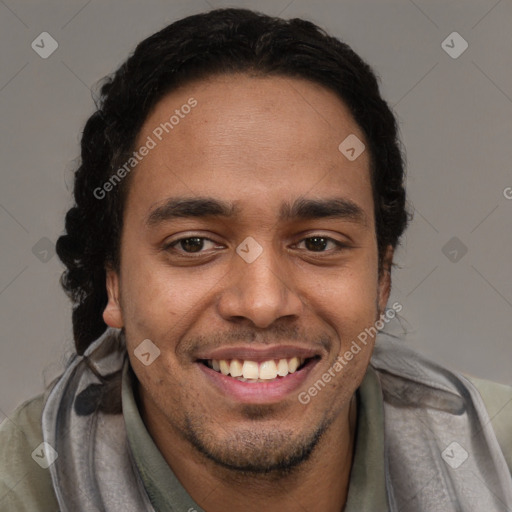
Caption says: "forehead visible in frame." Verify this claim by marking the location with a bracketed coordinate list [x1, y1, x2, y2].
[127, 74, 373, 227]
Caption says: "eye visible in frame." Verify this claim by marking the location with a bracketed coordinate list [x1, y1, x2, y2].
[166, 237, 219, 254]
[296, 236, 346, 252]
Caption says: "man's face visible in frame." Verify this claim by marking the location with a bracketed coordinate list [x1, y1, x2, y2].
[104, 74, 392, 473]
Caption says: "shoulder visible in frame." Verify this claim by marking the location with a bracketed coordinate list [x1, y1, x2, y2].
[465, 375, 512, 474]
[372, 338, 512, 474]
[0, 394, 59, 511]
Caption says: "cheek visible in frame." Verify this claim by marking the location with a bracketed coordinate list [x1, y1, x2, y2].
[131, 358, 191, 425]
[299, 262, 380, 384]
[119, 251, 208, 333]
[302, 259, 379, 331]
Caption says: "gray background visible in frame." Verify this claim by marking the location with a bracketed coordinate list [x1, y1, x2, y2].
[1, 0, 511, 421]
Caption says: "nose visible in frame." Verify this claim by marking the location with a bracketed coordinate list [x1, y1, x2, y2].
[216, 245, 304, 328]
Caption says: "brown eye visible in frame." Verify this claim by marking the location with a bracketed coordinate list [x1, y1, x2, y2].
[295, 236, 347, 254]
[304, 237, 331, 251]
[165, 236, 222, 256]
[177, 237, 205, 253]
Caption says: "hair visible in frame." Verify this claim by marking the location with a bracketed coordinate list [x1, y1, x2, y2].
[56, 7, 410, 355]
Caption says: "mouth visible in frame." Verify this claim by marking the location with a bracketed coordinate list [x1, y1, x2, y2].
[195, 349, 322, 404]
[197, 356, 318, 383]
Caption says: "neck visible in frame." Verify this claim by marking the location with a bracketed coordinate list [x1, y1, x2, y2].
[141, 392, 358, 512]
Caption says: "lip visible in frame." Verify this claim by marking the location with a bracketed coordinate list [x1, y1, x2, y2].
[197, 356, 320, 404]
[195, 344, 322, 362]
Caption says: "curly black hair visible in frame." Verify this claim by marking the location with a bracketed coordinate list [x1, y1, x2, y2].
[56, 7, 410, 356]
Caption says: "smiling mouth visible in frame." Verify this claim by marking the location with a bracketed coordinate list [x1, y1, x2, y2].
[198, 356, 319, 383]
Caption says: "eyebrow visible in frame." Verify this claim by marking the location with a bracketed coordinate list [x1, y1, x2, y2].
[280, 197, 367, 226]
[145, 196, 368, 227]
[146, 197, 237, 226]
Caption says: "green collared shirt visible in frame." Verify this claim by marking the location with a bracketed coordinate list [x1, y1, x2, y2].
[1, 364, 511, 511]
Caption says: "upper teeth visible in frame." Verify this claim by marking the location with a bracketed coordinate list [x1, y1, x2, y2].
[209, 357, 304, 380]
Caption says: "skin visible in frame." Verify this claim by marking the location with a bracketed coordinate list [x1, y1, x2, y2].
[103, 73, 393, 512]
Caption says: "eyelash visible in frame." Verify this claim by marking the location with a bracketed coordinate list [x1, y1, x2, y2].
[164, 235, 348, 256]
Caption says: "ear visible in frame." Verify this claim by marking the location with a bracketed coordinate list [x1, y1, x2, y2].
[377, 245, 394, 316]
[103, 266, 124, 328]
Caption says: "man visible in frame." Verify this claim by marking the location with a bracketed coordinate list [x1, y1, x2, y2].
[1, 7, 511, 512]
